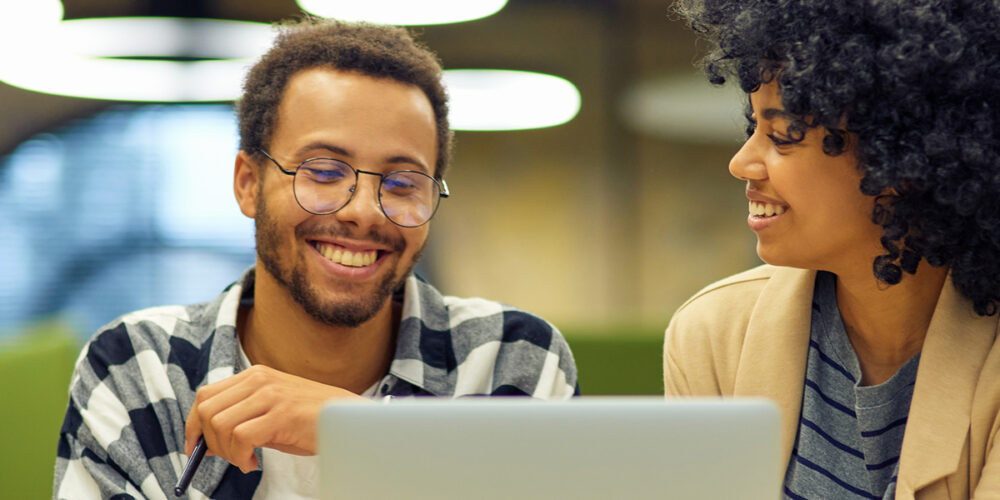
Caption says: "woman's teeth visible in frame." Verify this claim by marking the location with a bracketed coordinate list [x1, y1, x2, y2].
[749, 201, 786, 217]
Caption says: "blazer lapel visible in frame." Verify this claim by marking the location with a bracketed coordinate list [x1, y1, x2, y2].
[898, 278, 997, 493]
[733, 267, 815, 467]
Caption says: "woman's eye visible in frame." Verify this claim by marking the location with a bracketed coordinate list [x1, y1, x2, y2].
[767, 133, 794, 146]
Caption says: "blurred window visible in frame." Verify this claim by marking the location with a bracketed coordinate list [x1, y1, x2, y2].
[0, 104, 254, 340]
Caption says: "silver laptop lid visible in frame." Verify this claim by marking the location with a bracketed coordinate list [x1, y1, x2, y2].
[318, 397, 781, 500]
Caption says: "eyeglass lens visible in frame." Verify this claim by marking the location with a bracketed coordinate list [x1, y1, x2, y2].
[292, 158, 440, 227]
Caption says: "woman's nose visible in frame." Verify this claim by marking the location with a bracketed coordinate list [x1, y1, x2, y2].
[729, 137, 768, 181]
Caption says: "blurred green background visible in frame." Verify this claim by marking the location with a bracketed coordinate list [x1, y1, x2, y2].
[0, 323, 78, 500]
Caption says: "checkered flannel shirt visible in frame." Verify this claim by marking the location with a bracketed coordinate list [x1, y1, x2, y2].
[53, 267, 578, 499]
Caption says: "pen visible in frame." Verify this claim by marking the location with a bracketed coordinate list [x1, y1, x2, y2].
[174, 436, 207, 497]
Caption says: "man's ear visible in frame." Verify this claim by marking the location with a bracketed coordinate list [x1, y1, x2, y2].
[234, 150, 259, 218]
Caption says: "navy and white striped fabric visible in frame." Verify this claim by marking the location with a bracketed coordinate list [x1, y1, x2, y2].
[784, 272, 919, 500]
[53, 266, 578, 499]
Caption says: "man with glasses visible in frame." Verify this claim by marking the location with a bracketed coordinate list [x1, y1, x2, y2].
[54, 19, 577, 499]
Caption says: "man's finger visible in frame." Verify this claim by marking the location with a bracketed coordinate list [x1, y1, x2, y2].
[204, 390, 275, 463]
[228, 415, 278, 473]
[189, 366, 262, 401]
[186, 373, 264, 457]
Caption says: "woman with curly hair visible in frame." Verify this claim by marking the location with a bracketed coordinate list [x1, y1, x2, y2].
[664, 0, 1000, 497]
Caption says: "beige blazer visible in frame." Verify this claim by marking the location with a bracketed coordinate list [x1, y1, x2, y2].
[664, 265, 1000, 499]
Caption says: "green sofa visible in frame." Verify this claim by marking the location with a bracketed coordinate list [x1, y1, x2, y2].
[565, 328, 664, 395]
[0, 323, 79, 500]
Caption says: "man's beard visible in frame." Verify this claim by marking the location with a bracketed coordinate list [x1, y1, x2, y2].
[254, 194, 421, 327]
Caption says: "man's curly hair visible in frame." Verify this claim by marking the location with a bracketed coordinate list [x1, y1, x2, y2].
[677, 0, 1000, 315]
[238, 18, 453, 179]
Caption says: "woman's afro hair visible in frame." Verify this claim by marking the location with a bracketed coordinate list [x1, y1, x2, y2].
[678, 0, 1000, 315]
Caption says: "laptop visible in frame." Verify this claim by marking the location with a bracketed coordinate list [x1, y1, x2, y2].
[318, 397, 781, 500]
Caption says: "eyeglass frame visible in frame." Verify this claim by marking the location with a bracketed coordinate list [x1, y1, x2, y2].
[256, 148, 450, 228]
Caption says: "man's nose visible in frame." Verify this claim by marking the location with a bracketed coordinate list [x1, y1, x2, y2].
[333, 172, 386, 228]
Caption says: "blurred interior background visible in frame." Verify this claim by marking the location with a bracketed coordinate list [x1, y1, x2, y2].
[0, 1, 762, 493]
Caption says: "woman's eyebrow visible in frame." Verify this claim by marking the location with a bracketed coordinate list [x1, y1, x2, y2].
[761, 108, 797, 121]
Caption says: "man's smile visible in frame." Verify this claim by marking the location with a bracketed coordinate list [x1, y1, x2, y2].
[309, 240, 388, 269]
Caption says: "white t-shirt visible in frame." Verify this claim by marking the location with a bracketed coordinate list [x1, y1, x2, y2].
[237, 341, 379, 500]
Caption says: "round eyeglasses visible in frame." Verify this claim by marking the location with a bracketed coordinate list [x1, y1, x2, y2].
[258, 149, 449, 228]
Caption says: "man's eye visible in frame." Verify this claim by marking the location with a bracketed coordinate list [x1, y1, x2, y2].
[304, 166, 349, 183]
[317, 168, 345, 178]
[383, 177, 416, 192]
[300, 159, 352, 183]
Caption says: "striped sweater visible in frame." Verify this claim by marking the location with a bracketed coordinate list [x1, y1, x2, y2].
[783, 271, 918, 499]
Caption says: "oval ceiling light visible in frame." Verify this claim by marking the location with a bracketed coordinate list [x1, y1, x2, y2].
[444, 70, 581, 131]
[296, 0, 507, 25]
[0, 17, 274, 102]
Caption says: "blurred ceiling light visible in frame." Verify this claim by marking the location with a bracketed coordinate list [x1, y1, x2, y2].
[445, 70, 581, 131]
[620, 73, 745, 143]
[0, 17, 274, 102]
[296, 0, 507, 25]
[0, 0, 64, 34]
[0, 14, 581, 131]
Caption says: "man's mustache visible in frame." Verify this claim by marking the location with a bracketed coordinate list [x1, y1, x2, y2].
[294, 222, 406, 252]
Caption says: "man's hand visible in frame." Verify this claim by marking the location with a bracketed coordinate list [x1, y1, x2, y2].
[184, 364, 367, 473]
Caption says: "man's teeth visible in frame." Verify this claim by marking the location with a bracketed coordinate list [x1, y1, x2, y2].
[316, 243, 377, 267]
[749, 201, 786, 217]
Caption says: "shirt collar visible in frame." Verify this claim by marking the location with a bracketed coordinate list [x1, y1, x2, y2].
[220, 267, 453, 395]
[387, 273, 454, 395]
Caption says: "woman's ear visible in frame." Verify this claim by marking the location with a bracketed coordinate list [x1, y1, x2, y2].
[234, 150, 259, 218]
